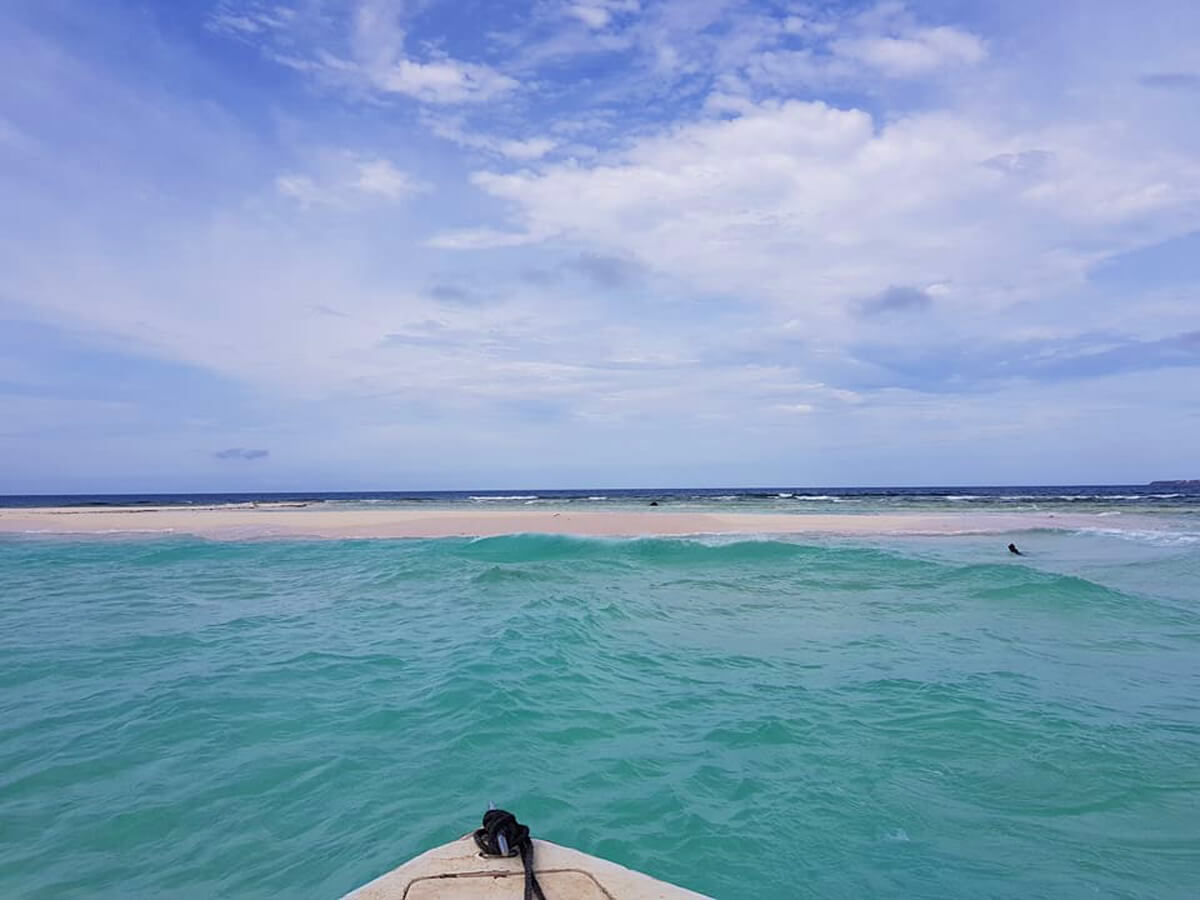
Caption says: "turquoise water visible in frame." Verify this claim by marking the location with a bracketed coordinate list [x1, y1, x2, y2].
[1, 531, 1198, 898]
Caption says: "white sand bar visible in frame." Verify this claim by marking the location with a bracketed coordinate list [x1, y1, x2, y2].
[0, 504, 1129, 539]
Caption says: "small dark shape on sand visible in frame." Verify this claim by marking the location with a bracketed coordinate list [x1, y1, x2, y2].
[1008, 543, 1022, 555]
[649, 501, 659, 506]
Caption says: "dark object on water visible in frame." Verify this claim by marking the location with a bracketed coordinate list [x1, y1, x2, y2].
[649, 500, 659, 506]
[1008, 543, 1022, 555]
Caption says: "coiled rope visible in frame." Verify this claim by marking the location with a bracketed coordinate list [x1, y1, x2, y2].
[474, 809, 547, 900]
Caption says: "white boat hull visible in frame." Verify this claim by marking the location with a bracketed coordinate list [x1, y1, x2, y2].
[343, 834, 711, 899]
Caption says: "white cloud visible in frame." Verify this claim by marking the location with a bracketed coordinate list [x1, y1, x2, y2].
[207, 2, 296, 37]
[834, 25, 986, 76]
[276, 154, 422, 207]
[567, 1, 640, 31]
[425, 226, 543, 249]
[514, 1, 988, 98]
[354, 158, 421, 198]
[497, 137, 557, 160]
[370, 56, 518, 103]
[435, 99, 1200, 341]
[210, 0, 518, 104]
[741, 12, 986, 90]
[425, 115, 556, 160]
[570, 5, 612, 30]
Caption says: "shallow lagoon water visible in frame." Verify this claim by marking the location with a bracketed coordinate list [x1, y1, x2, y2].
[1, 529, 1198, 898]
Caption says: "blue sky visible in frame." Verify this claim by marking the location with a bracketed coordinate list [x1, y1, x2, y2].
[2, 0, 1198, 492]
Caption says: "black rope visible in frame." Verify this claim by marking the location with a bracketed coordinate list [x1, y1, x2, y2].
[474, 809, 547, 900]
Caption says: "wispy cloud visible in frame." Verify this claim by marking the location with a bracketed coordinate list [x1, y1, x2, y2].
[833, 25, 985, 76]
[567, 1, 642, 31]
[214, 447, 270, 460]
[366, 57, 517, 104]
[424, 114, 556, 160]
[276, 153, 422, 207]
[209, 0, 518, 104]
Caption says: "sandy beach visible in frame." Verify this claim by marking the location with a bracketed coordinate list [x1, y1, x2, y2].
[0, 504, 1125, 539]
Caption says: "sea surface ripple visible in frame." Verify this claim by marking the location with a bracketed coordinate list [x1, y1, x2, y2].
[1, 532, 1197, 898]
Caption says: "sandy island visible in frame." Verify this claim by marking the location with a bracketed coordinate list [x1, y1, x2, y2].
[0, 504, 1132, 540]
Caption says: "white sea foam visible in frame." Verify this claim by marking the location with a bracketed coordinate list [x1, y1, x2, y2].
[1075, 527, 1200, 546]
[990, 494, 1149, 501]
[469, 495, 538, 501]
